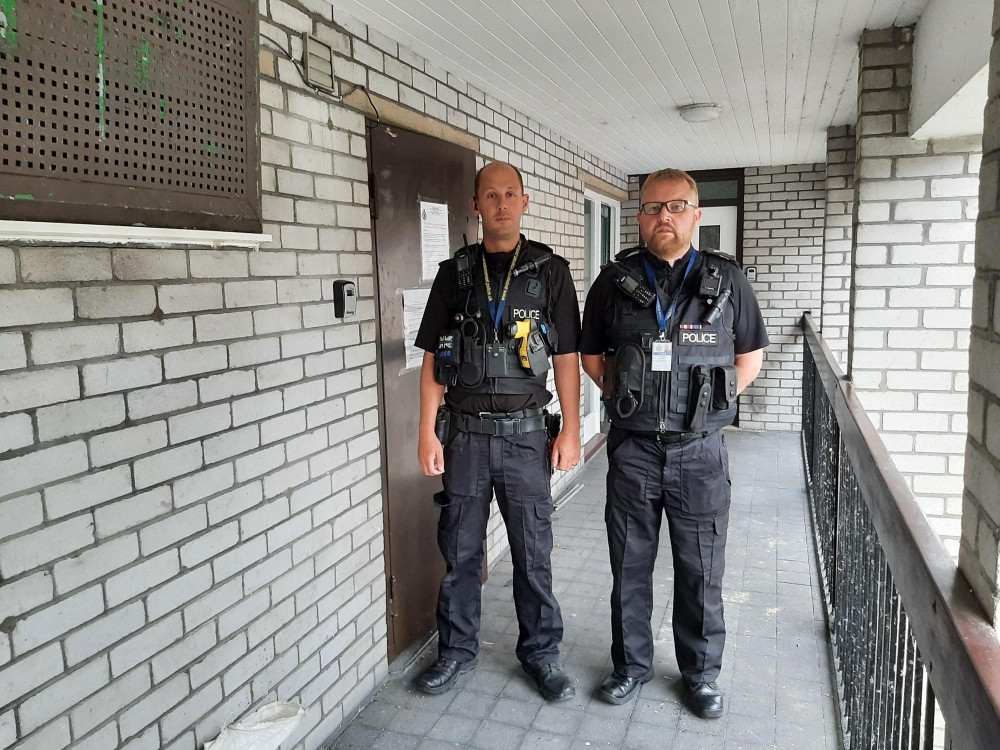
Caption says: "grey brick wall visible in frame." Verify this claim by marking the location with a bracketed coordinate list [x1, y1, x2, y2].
[851, 27, 980, 555]
[823, 126, 856, 370]
[961, 3, 1000, 625]
[0, 3, 626, 750]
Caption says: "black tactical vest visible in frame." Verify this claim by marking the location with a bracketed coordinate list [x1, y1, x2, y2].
[434, 239, 561, 398]
[603, 247, 739, 433]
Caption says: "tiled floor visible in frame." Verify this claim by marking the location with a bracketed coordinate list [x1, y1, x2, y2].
[330, 430, 841, 750]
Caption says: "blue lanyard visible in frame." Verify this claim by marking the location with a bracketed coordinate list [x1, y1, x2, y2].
[482, 240, 522, 330]
[643, 250, 697, 337]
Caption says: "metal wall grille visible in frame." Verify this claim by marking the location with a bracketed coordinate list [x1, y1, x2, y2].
[0, 0, 259, 231]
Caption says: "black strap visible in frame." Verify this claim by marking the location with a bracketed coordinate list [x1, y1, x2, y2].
[451, 409, 547, 436]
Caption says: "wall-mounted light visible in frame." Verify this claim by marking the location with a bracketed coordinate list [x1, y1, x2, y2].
[678, 103, 723, 123]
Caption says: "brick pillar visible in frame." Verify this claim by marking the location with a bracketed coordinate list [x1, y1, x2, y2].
[851, 27, 981, 555]
[961, 3, 1000, 624]
[823, 125, 856, 371]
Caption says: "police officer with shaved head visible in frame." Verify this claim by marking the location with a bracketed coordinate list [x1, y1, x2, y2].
[580, 168, 768, 719]
[412, 161, 581, 702]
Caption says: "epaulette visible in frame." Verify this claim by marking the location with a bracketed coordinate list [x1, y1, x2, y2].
[614, 245, 643, 262]
[524, 238, 564, 262]
[700, 248, 741, 269]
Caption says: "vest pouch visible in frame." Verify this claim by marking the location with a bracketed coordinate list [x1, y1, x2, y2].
[434, 328, 461, 386]
[688, 364, 712, 431]
[604, 341, 646, 419]
[457, 317, 487, 387]
[712, 365, 738, 411]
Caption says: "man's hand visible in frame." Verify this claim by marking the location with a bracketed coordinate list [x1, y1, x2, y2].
[550, 428, 580, 472]
[418, 431, 445, 476]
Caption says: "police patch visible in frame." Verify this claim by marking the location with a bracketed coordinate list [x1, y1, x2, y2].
[680, 330, 719, 345]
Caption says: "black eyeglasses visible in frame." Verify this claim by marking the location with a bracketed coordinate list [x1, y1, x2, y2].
[640, 199, 697, 215]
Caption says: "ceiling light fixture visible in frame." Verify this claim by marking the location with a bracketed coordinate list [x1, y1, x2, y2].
[678, 103, 723, 123]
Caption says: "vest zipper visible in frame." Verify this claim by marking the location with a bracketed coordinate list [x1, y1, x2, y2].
[658, 369, 668, 433]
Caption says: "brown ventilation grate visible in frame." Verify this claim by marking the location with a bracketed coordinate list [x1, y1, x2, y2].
[0, 0, 260, 232]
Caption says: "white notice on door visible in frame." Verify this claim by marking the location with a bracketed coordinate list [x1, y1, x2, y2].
[401, 287, 432, 373]
[420, 201, 450, 281]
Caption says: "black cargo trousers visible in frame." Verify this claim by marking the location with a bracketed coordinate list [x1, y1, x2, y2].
[434, 428, 563, 668]
[605, 426, 731, 686]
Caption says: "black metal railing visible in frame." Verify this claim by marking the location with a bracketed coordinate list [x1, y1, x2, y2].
[800, 314, 1000, 750]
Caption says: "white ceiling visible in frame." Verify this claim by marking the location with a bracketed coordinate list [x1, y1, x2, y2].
[331, 0, 931, 174]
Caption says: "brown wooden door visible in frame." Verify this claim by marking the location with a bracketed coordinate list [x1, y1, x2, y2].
[369, 124, 478, 661]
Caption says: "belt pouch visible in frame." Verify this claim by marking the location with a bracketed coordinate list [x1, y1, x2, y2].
[688, 364, 712, 431]
[457, 317, 486, 387]
[434, 328, 461, 386]
[712, 365, 738, 410]
[605, 341, 645, 419]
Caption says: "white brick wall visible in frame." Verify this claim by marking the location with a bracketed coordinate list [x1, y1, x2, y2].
[741, 165, 826, 431]
[960, 2, 1000, 625]
[823, 125, 856, 370]
[851, 26, 980, 556]
[0, 2, 626, 749]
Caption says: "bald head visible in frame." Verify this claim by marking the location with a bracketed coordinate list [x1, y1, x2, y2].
[474, 161, 524, 200]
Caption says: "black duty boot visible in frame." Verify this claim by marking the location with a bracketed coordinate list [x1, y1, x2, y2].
[686, 681, 724, 719]
[523, 662, 575, 702]
[413, 656, 478, 695]
[598, 671, 653, 705]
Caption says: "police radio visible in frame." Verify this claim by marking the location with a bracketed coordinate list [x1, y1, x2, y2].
[456, 234, 474, 291]
[612, 269, 656, 307]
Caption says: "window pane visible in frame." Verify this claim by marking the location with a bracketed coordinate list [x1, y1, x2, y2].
[601, 204, 612, 265]
[584, 199, 594, 283]
[698, 180, 738, 201]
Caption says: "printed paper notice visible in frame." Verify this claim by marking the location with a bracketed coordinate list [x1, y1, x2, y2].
[420, 201, 450, 281]
[401, 287, 432, 372]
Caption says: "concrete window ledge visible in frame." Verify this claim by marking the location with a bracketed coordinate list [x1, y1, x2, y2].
[0, 221, 272, 249]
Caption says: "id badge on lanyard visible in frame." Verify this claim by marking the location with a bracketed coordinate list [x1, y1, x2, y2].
[644, 251, 696, 373]
[651, 337, 672, 372]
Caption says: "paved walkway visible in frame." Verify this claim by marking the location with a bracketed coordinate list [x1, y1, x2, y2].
[331, 430, 840, 750]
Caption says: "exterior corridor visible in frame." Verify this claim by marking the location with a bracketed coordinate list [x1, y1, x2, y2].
[331, 430, 840, 750]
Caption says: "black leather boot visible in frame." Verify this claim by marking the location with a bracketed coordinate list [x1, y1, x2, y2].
[523, 662, 576, 702]
[413, 656, 478, 695]
[686, 681, 724, 719]
[598, 670, 653, 705]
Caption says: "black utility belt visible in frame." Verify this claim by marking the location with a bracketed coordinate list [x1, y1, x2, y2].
[448, 408, 547, 437]
[654, 430, 708, 444]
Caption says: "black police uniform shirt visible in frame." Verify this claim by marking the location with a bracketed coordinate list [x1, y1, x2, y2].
[579, 246, 769, 361]
[415, 240, 581, 415]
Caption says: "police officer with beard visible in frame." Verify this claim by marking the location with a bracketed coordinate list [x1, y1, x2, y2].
[412, 161, 581, 701]
[580, 168, 767, 718]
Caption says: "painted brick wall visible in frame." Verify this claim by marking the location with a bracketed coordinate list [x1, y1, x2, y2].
[620, 167, 825, 431]
[823, 126, 856, 371]
[741, 165, 826, 430]
[0, 4, 626, 750]
[961, 2, 1000, 625]
[851, 27, 980, 555]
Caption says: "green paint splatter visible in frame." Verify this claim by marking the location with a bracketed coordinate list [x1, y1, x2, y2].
[0, 0, 17, 48]
[135, 39, 150, 88]
[0, 193, 36, 200]
[175, 25, 185, 41]
[200, 143, 217, 153]
[95, 0, 106, 139]
[159, 87, 166, 121]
